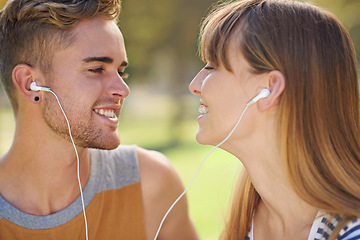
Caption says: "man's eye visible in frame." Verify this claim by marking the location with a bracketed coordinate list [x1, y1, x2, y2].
[119, 71, 129, 79]
[89, 67, 104, 73]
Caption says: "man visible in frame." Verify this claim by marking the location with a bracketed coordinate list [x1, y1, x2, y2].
[0, 0, 198, 239]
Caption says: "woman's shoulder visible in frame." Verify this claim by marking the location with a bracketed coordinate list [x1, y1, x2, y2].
[337, 218, 360, 240]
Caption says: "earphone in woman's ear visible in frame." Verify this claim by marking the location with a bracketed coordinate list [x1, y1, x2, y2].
[30, 82, 51, 92]
[247, 88, 270, 106]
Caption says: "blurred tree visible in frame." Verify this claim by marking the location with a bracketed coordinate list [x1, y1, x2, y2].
[119, 0, 216, 148]
[120, 0, 213, 79]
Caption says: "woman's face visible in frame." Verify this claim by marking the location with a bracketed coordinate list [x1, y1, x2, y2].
[189, 38, 265, 146]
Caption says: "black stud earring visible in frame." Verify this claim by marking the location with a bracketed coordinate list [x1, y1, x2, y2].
[34, 96, 40, 102]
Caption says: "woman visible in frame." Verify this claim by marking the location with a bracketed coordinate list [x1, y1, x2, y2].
[189, 0, 360, 239]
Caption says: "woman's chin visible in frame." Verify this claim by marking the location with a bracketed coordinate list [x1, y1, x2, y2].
[195, 131, 212, 145]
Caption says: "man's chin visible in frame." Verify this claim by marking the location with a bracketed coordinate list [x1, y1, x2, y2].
[100, 139, 121, 150]
[90, 143, 120, 150]
[103, 142, 121, 150]
[85, 136, 121, 150]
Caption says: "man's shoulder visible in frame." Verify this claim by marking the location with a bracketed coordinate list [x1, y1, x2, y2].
[89, 145, 141, 190]
[90, 145, 178, 188]
[136, 147, 173, 171]
[135, 147, 199, 240]
[135, 146, 183, 198]
[91, 145, 171, 174]
[136, 147, 181, 186]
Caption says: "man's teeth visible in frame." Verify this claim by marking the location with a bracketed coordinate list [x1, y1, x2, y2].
[95, 109, 116, 118]
[198, 105, 208, 114]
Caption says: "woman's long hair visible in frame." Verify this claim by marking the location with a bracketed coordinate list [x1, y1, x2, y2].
[199, 0, 360, 239]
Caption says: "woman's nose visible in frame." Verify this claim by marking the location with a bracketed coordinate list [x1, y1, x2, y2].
[189, 69, 206, 96]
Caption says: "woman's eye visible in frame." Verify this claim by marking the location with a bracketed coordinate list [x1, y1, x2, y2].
[89, 67, 104, 73]
[204, 65, 214, 71]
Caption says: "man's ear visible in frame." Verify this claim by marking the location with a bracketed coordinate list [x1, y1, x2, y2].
[12, 64, 40, 103]
[258, 70, 285, 111]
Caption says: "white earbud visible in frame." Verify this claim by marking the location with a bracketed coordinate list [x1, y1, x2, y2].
[247, 88, 270, 105]
[30, 82, 51, 92]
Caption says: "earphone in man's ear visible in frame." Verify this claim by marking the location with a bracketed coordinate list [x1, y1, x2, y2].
[30, 82, 51, 92]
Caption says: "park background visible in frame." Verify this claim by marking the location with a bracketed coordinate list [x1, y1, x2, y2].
[0, 0, 359, 239]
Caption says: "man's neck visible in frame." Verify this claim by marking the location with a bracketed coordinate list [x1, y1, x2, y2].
[0, 134, 91, 216]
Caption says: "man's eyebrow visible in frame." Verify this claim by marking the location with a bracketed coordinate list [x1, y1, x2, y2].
[83, 56, 113, 63]
[82, 57, 128, 67]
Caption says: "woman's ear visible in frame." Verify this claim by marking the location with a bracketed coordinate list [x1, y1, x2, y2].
[12, 64, 40, 103]
[258, 70, 285, 111]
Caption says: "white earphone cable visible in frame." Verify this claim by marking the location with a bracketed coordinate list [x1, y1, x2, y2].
[153, 101, 253, 240]
[49, 90, 89, 240]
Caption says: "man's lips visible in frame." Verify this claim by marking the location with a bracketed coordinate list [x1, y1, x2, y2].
[93, 104, 121, 120]
[94, 108, 116, 118]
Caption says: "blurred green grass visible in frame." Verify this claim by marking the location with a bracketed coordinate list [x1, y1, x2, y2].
[0, 105, 242, 240]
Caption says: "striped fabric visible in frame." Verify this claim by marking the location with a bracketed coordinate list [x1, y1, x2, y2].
[246, 212, 360, 240]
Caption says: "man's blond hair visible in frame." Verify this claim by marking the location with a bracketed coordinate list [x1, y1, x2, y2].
[0, 0, 121, 111]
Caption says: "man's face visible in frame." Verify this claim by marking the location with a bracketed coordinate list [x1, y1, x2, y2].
[41, 17, 130, 150]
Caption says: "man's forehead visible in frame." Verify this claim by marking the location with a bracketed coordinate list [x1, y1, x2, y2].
[60, 18, 127, 65]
